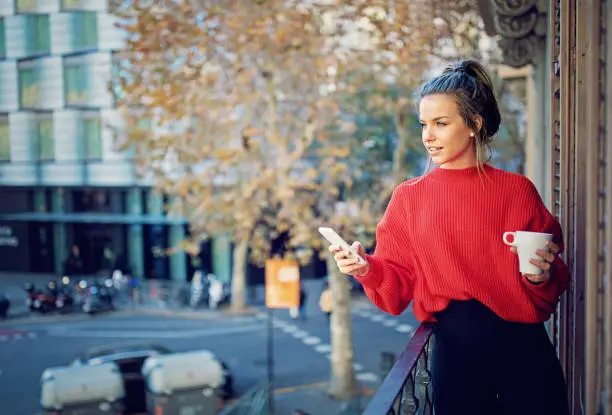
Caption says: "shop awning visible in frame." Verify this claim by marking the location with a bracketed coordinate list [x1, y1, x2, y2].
[0, 212, 188, 225]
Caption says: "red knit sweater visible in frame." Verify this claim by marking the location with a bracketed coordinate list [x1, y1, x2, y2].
[356, 164, 571, 324]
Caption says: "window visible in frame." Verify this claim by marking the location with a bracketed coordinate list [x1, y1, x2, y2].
[0, 116, 9, 161]
[16, 0, 37, 12]
[36, 116, 54, 160]
[0, 19, 5, 59]
[71, 12, 98, 50]
[24, 15, 50, 55]
[64, 59, 89, 106]
[61, 0, 81, 9]
[19, 64, 42, 108]
[79, 113, 102, 159]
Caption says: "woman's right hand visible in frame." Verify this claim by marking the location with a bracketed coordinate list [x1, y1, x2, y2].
[329, 241, 370, 277]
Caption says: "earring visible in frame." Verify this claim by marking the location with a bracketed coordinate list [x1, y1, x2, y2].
[470, 133, 475, 137]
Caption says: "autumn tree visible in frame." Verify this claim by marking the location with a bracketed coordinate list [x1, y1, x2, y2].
[112, 0, 361, 308]
[110, 0, 489, 401]
[277, 1, 439, 398]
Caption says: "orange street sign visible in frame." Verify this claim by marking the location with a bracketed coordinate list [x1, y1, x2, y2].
[265, 259, 300, 309]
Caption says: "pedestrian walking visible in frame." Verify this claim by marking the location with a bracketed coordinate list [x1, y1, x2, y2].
[319, 281, 332, 322]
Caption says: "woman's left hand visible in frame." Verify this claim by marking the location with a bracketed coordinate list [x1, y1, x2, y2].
[510, 241, 561, 284]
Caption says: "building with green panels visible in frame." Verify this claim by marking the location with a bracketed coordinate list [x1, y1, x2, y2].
[0, 0, 232, 282]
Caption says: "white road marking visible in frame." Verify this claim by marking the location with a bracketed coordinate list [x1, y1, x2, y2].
[315, 344, 331, 353]
[370, 315, 384, 322]
[46, 324, 264, 339]
[353, 363, 363, 371]
[356, 372, 379, 382]
[303, 336, 321, 345]
[292, 331, 308, 339]
[396, 324, 414, 333]
[382, 319, 398, 327]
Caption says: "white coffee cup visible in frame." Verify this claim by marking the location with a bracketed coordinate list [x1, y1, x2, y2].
[502, 231, 553, 275]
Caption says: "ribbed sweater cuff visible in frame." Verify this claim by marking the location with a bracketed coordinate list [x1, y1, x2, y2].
[354, 254, 384, 289]
[522, 274, 552, 287]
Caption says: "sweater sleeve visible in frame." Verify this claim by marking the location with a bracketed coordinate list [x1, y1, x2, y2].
[518, 181, 571, 314]
[354, 184, 416, 316]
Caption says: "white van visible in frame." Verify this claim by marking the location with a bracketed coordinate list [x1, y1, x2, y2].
[40, 362, 125, 414]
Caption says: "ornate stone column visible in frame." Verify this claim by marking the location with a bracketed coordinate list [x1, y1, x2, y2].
[491, 0, 548, 68]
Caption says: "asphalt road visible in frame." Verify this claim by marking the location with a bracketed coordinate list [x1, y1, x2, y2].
[0, 297, 419, 415]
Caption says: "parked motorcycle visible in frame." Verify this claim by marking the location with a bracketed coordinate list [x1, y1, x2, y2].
[82, 281, 114, 314]
[24, 280, 74, 314]
[55, 277, 75, 311]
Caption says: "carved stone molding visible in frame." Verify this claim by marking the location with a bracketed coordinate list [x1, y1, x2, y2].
[485, 0, 547, 68]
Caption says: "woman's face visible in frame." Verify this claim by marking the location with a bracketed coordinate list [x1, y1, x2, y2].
[419, 94, 478, 169]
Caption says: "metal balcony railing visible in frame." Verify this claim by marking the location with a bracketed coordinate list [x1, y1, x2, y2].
[362, 323, 435, 415]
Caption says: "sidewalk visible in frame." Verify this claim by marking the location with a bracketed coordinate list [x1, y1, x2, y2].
[273, 383, 372, 415]
[0, 272, 369, 319]
[225, 381, 373, 415]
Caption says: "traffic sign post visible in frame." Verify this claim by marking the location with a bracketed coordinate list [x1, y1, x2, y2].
[264, 259, 300, 414]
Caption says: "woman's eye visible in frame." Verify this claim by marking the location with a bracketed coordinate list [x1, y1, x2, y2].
[436, 122, 446, 127]
[419, 123, 427, 129]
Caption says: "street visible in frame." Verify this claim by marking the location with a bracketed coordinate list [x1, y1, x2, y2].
[0, 295, 418, 415]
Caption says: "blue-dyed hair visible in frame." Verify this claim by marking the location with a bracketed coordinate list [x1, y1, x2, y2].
[419, 59, 501, 167]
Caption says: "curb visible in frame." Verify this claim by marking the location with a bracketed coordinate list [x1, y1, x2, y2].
[122, 306, 261, 320]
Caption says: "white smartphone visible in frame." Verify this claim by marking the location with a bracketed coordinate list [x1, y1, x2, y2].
[318, 227, 367, 265]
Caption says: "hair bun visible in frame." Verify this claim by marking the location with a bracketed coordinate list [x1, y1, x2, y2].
[446, 60, 478, 78]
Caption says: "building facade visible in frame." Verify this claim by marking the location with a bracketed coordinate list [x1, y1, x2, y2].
[478, 0, 612, 413]
[0, 0, 233, 282]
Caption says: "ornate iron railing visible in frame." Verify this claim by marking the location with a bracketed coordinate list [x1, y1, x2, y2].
[362, 323, 435, 415]
[219, 381, 269, 415]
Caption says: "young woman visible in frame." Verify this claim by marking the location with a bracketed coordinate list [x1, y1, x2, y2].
[329, 60, 570, 415]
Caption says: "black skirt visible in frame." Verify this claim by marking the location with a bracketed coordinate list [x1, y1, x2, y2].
[431, 299, 570, 415]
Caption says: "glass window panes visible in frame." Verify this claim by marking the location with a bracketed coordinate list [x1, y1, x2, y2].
[71, 12, 98, 50]
[37, 117, 54, 160]
[64, 61, 89, 106]
[25, 15, 50, 55]
[16, 0, 37, 12]
[0, 117, 9, 160]
[84, 116, 102, 159]
[0, 19, 5, 59]
[19, 66, 41, 108]
[62, 0, 81, 9]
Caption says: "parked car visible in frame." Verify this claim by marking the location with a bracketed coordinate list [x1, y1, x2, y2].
[70, 343, 234, 414]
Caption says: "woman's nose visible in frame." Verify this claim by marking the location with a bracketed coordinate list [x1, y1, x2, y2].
[423, 132, 435, 143]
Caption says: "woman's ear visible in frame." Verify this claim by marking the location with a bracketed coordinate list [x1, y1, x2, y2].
[473, 115, 483, 134]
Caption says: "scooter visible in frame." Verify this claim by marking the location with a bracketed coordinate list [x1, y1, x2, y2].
[82, 282, 114, 314]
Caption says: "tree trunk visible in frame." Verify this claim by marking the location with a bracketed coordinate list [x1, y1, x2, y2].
[230, 238, 248, 312]
[393, 98, 411, 185]
[326, 254, 357, 400]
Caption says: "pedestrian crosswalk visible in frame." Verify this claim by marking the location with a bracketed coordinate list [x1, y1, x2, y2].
[0, 330, 37, 342]
[39, 317, 265, 339]
[254, 311, 383, 385]
[351, 305, 415, 336]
